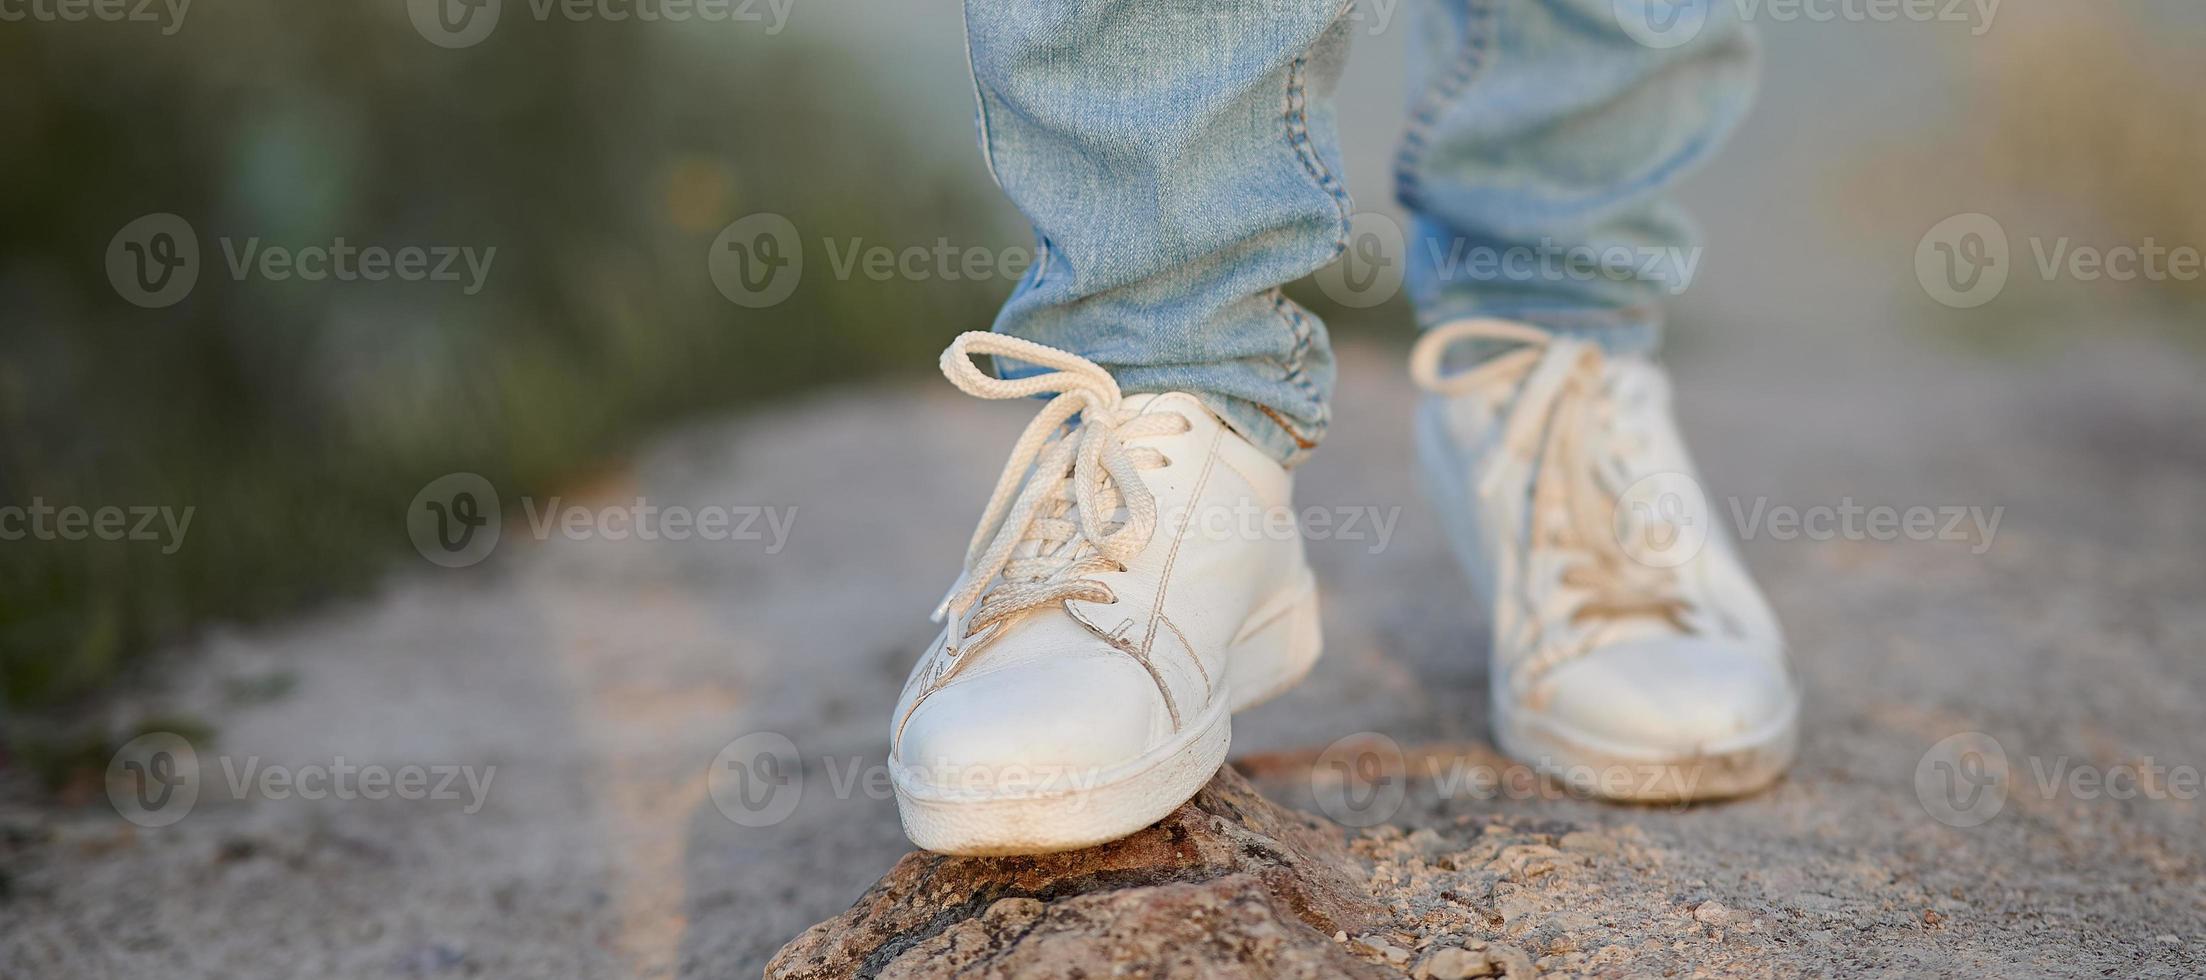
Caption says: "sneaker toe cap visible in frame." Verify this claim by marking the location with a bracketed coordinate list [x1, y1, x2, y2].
[894, 653, 1172, 793]
[1525, 637, 1797, 756]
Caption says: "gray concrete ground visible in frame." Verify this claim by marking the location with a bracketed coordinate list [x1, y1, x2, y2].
[4, 323, 2203, 978]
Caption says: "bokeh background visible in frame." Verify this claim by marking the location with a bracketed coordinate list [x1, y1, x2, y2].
[7, 1, 2204, 749]
[4, 1, 2204, 977]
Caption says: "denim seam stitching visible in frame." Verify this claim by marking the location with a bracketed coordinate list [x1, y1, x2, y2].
[960, 0, 1003, 190]
[1394, 0, 1500, 214]
[1283, 47, 1352, 245]
[1269, 17, 1349, 455]
[1269, 290, 1316, 397]
[1266, 289, 1328, 446]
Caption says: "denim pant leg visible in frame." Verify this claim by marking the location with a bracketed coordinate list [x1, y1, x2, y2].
[1396, 0, 1759, 355]
[965, 0, 1356, 467]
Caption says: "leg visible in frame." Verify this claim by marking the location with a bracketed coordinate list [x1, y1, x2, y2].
[967, 0, 1356, 466]
[1397, 0, 1757, 351]
[1401, 1, 1797, 802]
[889, 0, 1351, 854]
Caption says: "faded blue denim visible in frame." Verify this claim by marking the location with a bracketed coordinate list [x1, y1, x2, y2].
[965, 0, 1756, 465]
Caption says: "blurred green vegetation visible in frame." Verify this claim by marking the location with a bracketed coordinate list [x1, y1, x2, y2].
[1843, 5, 2206, 353]
[1963, 8, 2206, 350]
[0, 6, 1014, 716]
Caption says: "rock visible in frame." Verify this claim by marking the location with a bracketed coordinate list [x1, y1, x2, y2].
[1484, 943, 1535, 977]
[1411, 943, 1535, 979]
[1413, 946, 1489, 979]
[766, 767, 1391, 979]
[1348, 934, 1415, 966]
[1557, 831, 1615, 855]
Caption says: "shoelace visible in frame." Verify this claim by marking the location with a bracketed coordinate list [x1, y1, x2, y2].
[1409, 319, 1695, 680]
[931, 332, 1191, 661]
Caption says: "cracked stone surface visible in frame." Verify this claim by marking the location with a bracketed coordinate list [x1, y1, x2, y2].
[765, 767, 1388, 979]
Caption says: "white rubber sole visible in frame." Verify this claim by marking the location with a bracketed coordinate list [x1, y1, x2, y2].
[1417, 402, 1798, 802]
[891, 576, 1322, 856]
[1494, 690, 1800, 802]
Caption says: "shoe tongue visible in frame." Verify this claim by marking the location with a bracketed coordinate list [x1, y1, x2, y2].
[1585, 612, 1683, 647]
[1601, 356, 1668, 409]
[1033, 392, 1196, 563]
[1117, 391, 1233, 438]
[1116, 392, 1178, 416]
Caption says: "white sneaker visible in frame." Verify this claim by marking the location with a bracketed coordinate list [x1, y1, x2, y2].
[889, 333, 1323, 855]
[1409, 319, 1800, 801]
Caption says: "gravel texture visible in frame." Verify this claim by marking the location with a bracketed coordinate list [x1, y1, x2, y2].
[4, 328, 2203, 978]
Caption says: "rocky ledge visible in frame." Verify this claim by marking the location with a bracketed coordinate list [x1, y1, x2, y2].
[765, 766, 1393, 979]
[766, 765, 1562, 979]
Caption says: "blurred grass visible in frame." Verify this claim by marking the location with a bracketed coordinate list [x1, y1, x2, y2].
[1977, 9, 2206, 290]
[1839, 4, 2206, 351]
[0, 6, 1013, 720]
[1953, 5, 2206, 351]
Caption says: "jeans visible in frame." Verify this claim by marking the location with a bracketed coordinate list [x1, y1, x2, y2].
[965, 0, 1757, 466]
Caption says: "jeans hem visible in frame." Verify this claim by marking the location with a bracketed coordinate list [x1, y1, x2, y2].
[1201, 394, 1325, 470]
[1417, 298, 1663, 358]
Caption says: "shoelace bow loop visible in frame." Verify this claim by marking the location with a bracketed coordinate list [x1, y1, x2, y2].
[932, 332, 1190, 652]
[1410, 320, 1697, 665]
